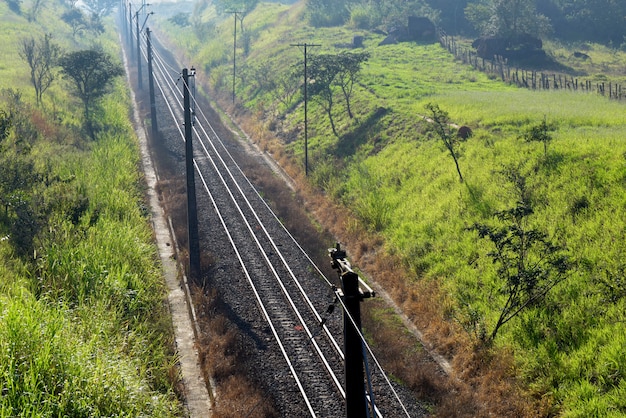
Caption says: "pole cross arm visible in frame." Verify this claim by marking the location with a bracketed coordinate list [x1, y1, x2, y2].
[328, 243, 375, 299]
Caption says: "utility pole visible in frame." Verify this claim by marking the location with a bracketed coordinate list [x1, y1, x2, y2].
[329, 243, 375, 418]
[120, 0, 127, 43]
[135, 10, 141, 88]
[183, 68, 201, 281]
[146, 27, 157, 138]
[291, 42, 320, 176]
[128, 2, 134, 59]
[227, 11, 241, 104]
[134, 6, 152, 90]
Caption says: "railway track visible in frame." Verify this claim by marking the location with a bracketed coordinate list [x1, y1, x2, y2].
[150, 44, 347, 417]
[123, 13, 422, 416]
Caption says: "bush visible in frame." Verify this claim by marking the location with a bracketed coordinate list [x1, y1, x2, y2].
[306, 0, 349, 27]
[349, 4, 373, 29]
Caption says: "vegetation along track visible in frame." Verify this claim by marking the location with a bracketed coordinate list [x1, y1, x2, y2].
[127, 21, 425, 417]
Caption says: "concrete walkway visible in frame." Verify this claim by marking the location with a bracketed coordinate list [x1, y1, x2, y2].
[123, 42, 213, 417]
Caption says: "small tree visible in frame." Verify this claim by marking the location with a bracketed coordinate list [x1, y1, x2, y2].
[62, 8, 88, 37]
[424, 103, 465, 182]
[59, 49, 123, 138]
[470, 168, 572, 343]
[19, 34, 62, 106]
[308, 53, 342, 136]
[521, 117, 555, 157]
[308, 52, 369, 136]
[334, 51, 369, 119]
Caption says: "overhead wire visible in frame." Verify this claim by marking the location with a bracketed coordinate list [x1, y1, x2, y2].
[334, 288, 413, 417]
[144, 33, 341, 409]
[139, 27, 414, 417]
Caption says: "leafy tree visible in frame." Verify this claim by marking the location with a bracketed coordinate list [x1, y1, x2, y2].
[307, 52, 369, 136]
[6, 0, 22, 14]
[521, 117, 555, 157]
[334, 51, 369, 119]
[61, 7, 104, 37]
[550, 0, 626, 44]
[465, 0, 551, 39]
[62, 9, 104, 37]
[426, 0, 470, 34]
[308, 54, 341, 136]
[62, 8, 88, 37]
[0, 102, 41, 256]
[58, 49, 123, 138]
[86, 13, 105, 35]
[424, 103, 465, 182]
[19, 34, 62, 106]
[168, 12, 191, 27]
[1, 89, 39, 150]
[469, 167, 572, 343]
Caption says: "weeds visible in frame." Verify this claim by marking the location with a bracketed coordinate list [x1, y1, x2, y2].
[0, 7, 181, 415]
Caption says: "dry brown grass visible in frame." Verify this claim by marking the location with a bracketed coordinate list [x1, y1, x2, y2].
[156, 173, 278, 417]
[192, 287, 279, 418]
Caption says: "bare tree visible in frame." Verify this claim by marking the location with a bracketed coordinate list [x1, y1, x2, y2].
[27, 0, 45, 22]
[19, 34, 62, 106]
[424, 103, 465, 182]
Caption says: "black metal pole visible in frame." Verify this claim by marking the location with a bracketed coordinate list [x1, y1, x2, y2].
[342, 270, 366, 418]
[129, 3, 134, 60]
[291, 43, 319, 176]
[183, 68, 201, 280]
[304, 43, 308, 176]
[230, 11, 238, 104]
[147, 28, 157, 137]
[233, 13, 236, 103]
[136, 11, 142, 89]
[329, 244, 373, 418]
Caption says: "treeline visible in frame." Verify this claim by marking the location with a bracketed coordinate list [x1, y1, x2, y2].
[306, 0, 626, 47]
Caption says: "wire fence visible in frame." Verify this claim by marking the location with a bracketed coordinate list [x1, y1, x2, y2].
[438, 31, 626, 101]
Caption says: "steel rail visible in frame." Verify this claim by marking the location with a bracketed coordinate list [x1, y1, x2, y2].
[148, 43, 346, 415]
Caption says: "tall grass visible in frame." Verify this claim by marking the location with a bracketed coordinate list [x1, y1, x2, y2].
[0, 2, 182, 415]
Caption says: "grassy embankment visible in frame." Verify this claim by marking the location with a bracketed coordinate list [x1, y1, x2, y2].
[154, 2, 626, 417]
[0, 1, 182, 416]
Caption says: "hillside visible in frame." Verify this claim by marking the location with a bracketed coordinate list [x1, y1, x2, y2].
[151, 1, 626, 416]
[0, 1, 182, 415]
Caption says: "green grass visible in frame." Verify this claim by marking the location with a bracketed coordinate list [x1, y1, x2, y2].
[152, 2, 626, 415]
[0, 2, 182, 416]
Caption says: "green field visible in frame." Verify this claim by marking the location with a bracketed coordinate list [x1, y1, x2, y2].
[153, 2, 626, 415]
